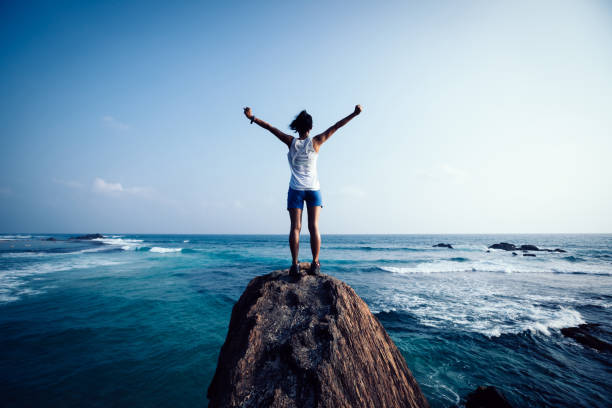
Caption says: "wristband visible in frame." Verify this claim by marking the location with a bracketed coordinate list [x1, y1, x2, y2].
[250, 116, 255, 124]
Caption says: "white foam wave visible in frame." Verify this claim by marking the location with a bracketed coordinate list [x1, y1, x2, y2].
[183, 240, 189, 243]
[0, 257, 123, 304]
[523, 307, 585, 336]
[92, 237, 144, 250]
[380, 257, 612, 275]
[372, 274, 589, 338]
[150, 247, 182, 253]
[0, 235, 31, 240]
[1, 252, 56, 258]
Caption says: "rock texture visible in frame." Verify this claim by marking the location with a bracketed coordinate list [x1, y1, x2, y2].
[207, 263, 429, 408]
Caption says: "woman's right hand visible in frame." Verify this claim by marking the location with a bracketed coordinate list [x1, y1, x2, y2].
[354, 104, 362, 115]
[243, 107, 254, 120]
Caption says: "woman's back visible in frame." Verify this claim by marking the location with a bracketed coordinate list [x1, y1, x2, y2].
[288, 137, 320, 191]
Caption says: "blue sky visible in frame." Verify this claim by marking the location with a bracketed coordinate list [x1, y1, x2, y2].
[1, 0, 611, 233]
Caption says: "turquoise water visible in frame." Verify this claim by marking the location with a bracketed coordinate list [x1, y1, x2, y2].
[1, 234, 611, 407]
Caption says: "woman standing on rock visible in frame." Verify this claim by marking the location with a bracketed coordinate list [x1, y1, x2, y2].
[243, 105, 362, 276]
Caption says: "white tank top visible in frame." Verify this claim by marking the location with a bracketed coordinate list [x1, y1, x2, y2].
[287, 137, 320, 190]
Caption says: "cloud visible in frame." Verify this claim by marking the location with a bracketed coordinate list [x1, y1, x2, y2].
[92, 177, 153, 196]
[102, 115, 130, 131]
[52, 178, 84, 189]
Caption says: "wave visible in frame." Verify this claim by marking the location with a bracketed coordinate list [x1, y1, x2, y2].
[0, 258, 123, 304]
[0, 235, 32, 240]
[92, 237, 144, 250]
[377, 260, 612, 276]
[563, 256, 586, 262]
[150, 247, 182, 253]
[373, 293, 586, 338]
[0, 245, 120, 257]
[90, 238, 183, 254]
[327, 245, 421, 252]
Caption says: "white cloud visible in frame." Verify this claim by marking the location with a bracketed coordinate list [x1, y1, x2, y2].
[102, 115, 130, 131]
[92, 177, 153, 196]
[52, 178, 84, 189]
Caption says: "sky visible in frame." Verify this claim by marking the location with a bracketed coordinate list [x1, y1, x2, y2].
[0, 0, 611, 234]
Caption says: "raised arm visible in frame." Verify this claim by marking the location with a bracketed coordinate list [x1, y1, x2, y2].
[312, 105, 362, 150]
[243, 107, 293, 148]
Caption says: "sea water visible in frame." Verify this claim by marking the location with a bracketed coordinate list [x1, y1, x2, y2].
[1, 234, 610, 407]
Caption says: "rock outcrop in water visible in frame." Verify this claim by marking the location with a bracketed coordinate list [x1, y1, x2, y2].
[465, 386, 513, 408]
[488, 242, 517, 251]
[488, 242, 566, 253]
[69, 233, 103, 240]
[561, 324, 612, 352]
[433, 243, 453, 249]
[207, 263, 429, 408]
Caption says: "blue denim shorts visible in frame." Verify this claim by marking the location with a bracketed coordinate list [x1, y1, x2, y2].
[287, 187, 322, 210]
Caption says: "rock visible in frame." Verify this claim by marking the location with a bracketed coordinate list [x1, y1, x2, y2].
[486, 250, 490, 253]
[512, 252, 517, 256]
[561, 324, 612, 352]
[488, 243, 517, 251]
[69, 233, 103, 240]
[465, 386, 513, 408]
[554, 248, 567, 253]
[518, 244, 539, 251]
[207, 264, 429, 408]
[433, 243, 453, 249]
[523, 253, 536, 257]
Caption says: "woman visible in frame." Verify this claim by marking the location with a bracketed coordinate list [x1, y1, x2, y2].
[243, 105, 362, 277]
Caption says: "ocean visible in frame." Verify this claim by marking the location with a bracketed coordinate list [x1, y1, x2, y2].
[0, 234, 610, 407]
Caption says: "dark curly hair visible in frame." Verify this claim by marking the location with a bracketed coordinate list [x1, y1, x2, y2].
[289, 110, 313, 135]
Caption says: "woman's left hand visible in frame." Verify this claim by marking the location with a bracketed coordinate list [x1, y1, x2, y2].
[243, 107, 254, 120]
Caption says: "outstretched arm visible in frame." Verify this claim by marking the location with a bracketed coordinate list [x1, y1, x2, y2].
[313, 105, 362, 150]
[243, 107, 293, 148]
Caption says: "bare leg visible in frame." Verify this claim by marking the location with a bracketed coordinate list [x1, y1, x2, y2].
[288, 208, 302, 265]
[307, 206, 321, 263]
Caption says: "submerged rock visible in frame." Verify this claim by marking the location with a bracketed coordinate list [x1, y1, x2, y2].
[43, 237, 57, 241]
[488, 243, 517, 251]
[433, 243, 453, 249]
[554, 248, 567, 253]
[465, 386, 513, 408]
[207, 264, 429, 408]
[523, 253, 536, 257]
[69, 233, 103, 240]
[561, 324, 612, 352]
